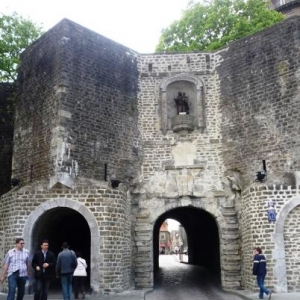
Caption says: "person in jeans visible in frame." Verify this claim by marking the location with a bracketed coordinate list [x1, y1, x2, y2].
[0, 238, 30, 300]
[253, 247, 272, 300]
[32, 240, 56, 300]
[73, 252, 87, 299]
[56, 242, 77, 300]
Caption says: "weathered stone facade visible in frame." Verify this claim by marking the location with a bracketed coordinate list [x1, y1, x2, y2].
[0, 83, 15, 196]
[1, 16, 300, 295]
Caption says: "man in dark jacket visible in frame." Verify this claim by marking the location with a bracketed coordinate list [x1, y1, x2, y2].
[253, 247, 272, 299]
[56, 242, 77, 300]
[32, 240, 56, 300]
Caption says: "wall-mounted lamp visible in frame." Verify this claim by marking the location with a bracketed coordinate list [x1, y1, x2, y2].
[254, 160, 267, 183]
[11, 178, 20, 186]
[109, 180, 121, 188]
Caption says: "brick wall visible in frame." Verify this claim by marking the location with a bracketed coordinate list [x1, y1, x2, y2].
[14, 19, 141, 185]
[241, 185, 299, 291]
[139, 52, 224, 183]
[217, 16, 300, 186]
[0, 83, 15, 196]
[0, 184, 132, 293]
[283, 204, 300, 292]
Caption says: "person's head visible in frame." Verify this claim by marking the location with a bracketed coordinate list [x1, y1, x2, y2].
[15, 238, 25, 250]
[75, 251, 82, 258]
[62, 242, 69, 249]
[41, 240, 49, 251]
[254, 247, 262, 254]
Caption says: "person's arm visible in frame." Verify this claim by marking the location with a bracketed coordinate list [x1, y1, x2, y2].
[56, 255, 60, 278]
[0, 264, 9, 283]
[81, 259, 87, 269]
[46, 252, 56, 269]
[32, 253, 40, 271]
[252, 254, 259, 275]
[1, 251, 11, 282]
[26, 258, 31, 277]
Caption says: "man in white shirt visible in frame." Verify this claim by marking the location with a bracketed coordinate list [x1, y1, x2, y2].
[0, 238, 30, 300]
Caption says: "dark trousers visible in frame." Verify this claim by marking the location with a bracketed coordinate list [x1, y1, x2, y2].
[34, 277, 51, 300]
[73, 276, 86, 299]
[7, 272, 27, 300]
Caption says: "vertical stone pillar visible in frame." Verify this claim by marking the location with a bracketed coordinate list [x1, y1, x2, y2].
[134, 213, 153, 288]
[221, 202, 241, 288]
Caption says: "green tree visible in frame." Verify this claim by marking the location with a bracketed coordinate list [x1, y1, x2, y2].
[0, 12, 43, 82]
[156, 0, 285, 52]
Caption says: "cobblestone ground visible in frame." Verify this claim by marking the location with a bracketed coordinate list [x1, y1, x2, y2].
[146, 255, 242, 300]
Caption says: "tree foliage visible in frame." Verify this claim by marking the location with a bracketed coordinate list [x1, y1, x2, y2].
[0, 12, 43, 82]
[156, 0, 285, 52]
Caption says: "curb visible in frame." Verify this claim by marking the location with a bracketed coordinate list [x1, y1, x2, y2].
[223, 289, 253, 300]
[143, 288, 153, 299]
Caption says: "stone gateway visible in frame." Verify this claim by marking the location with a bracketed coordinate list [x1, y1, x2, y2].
[1, 16, 300, 294]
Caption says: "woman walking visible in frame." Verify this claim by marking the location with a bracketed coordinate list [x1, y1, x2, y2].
[73, 252, 87, 299]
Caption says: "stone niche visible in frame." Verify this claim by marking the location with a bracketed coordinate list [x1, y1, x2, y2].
[159, 74, 205, 135]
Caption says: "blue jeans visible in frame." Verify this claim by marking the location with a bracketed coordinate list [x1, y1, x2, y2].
[60, 274, 73, 300]
[257, 274, 270, 299]
[7, 271, 27, 300]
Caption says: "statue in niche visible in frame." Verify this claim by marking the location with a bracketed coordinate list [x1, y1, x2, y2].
[174, 91, 189, 115]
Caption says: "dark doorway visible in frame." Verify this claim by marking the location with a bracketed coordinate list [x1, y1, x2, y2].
[153, 207, 220, 285]
[31, 207, 91, 291]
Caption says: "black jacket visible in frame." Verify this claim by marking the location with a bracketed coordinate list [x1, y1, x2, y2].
[32, 250, 56, 279]
[253, 254, 267, 276]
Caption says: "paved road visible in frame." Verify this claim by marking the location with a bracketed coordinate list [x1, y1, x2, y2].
[146, 255, 242, 300]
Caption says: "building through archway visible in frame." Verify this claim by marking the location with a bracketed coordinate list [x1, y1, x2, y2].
[153, 207, 221, 285]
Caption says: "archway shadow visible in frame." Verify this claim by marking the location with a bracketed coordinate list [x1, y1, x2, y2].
[31, 207, 91, 292]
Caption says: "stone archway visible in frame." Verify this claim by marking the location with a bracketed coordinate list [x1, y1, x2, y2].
[153, 206, 221, 283]
[23, 199, 100, 292]
[273, 195, 300, 293]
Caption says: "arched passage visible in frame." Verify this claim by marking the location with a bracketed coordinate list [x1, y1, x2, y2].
[32, 207, 91, 288]
[273, 195, 300, 293]
[153, 206, 221, 284]
[23, 199, 100, 292]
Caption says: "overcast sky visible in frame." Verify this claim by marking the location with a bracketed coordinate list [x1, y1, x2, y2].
[167, 219, 180, 231]
[1, 0, 198, 53]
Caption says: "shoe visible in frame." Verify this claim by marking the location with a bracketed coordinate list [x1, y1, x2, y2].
[82, 293, 85, 299]
[268, 291, 272, 299]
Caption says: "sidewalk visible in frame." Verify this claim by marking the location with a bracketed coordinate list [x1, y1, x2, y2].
[224, 289, 300, 300]
[0, 290, 147, 300]
[1, 288, 300, 300]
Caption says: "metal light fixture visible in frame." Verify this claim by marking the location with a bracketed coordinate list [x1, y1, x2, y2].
[254, 160, 267, 183]
[109, 180, 121, 188]
[11, 178, 20, 186]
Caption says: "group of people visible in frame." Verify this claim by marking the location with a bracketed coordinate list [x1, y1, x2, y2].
[0, 238, 87, 300]
[0, 238, 274, 300]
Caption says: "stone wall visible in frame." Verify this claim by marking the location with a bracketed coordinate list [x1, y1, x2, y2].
[0, 183, 132, 293]
[0, 83, 15, 196]
[283, 204, 300, 292]
[133, 52, 242, 289]
[138, 52, 224, 192]
[0, 18, 142, 293]
[14, 19, 141, 187]
[215, 15, 300, 292]
[241, 185, 300, 292]
[217, 16, 300, 187]
[2, 15, 300, 295]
